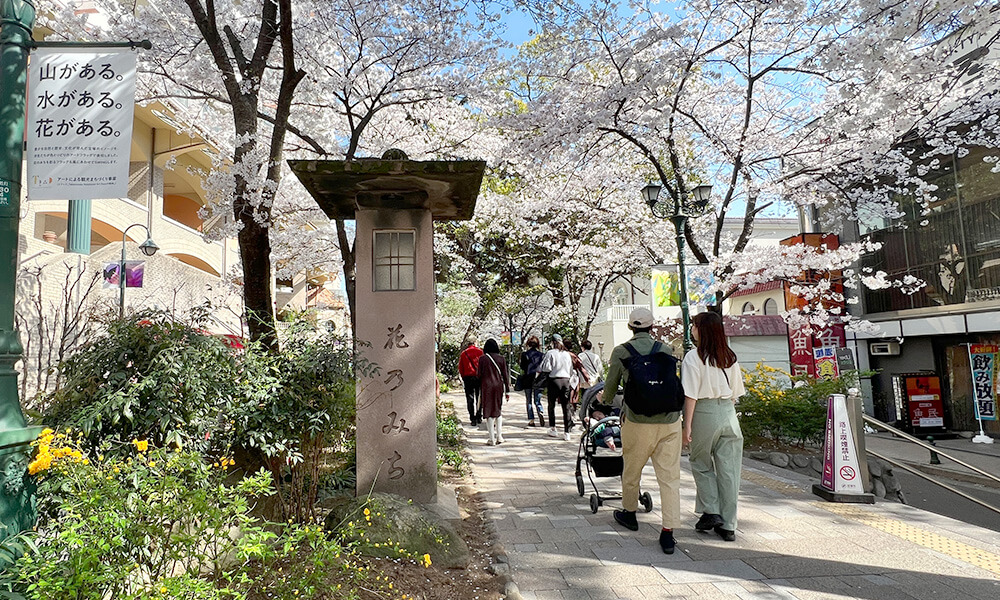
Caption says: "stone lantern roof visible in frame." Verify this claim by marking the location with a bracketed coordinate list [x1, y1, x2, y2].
[288, 149, 486, 221]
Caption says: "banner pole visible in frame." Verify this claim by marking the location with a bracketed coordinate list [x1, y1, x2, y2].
[968, 343, 994, 445]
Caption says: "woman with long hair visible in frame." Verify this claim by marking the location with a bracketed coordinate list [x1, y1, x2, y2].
[681, 311, 746, 542]
[478, 338, 510, 445]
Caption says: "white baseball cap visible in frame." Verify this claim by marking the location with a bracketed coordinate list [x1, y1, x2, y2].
[628, 307, 654, 329]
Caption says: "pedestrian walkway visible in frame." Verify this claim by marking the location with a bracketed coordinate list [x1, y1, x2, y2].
[455, 394, 1000, 600]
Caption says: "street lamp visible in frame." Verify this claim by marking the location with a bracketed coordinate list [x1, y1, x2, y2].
[641, 182, 712, 352]
[119, 223, 159, 317]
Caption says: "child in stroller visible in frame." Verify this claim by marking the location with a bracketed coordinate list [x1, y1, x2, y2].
[575, 384, 653, 514]
[588, 406, 621, 451]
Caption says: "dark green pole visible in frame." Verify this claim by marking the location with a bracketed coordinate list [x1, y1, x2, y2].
[0, 0, 41, 537]
[670, 210, 692, 353]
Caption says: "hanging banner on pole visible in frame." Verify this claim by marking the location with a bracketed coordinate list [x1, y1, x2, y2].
[969, 344, 998, 421]
[26, 47, 138, 200]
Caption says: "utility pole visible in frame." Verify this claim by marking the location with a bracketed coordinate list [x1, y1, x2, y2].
[0, 0, 41, 536]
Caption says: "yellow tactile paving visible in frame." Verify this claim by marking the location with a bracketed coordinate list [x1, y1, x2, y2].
[816, 502, 1000, 577]
[742, 469, 804, 495]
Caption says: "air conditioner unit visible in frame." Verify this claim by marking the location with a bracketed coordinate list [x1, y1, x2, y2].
[869, 341, 901, 356]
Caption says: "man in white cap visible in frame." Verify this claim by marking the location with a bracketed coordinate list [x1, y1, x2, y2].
[602, 307, 683, 554]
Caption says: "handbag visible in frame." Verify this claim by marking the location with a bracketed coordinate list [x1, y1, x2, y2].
[534, 371, 550, 389]
[513, 373, 528, 392]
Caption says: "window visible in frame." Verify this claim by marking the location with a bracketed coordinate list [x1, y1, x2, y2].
[763, 298, 778, 315]
[741, 302, 756, 315]
[373, 230, 416, 291]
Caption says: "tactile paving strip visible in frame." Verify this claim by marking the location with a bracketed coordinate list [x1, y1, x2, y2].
[816, 502, 1000, 577]
[742, 469, 806, 495]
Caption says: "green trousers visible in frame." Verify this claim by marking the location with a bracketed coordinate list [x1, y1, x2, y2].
[689, 398, 743, 531]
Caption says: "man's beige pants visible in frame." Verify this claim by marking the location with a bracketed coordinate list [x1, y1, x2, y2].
[620, 418, 682, 529]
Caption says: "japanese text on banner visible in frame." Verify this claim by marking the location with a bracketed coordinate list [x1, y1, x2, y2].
[26, 48, 138, 200]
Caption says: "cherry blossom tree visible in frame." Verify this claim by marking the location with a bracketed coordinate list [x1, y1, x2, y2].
[506, 0, 1000, 330]
[37, 0, 502, 344]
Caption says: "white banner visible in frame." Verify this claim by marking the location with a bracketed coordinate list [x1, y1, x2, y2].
[26, 48, 137, 200]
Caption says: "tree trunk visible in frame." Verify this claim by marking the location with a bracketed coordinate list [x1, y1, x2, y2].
[237, 210, 277, 350]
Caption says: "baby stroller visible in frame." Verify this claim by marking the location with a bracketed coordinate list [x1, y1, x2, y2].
[574, 383, 653, 514]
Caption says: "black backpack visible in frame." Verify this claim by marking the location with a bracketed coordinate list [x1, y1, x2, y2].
[621, 342, 683, 417]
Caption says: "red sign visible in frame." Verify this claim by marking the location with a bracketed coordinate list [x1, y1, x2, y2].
[904, 375, 944, 429]
[781, 233, 846, 378]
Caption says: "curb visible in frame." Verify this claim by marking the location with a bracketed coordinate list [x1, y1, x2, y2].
[902, 461, 1000, 490]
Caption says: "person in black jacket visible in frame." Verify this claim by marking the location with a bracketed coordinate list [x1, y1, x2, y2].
[519, 336, 545, 426]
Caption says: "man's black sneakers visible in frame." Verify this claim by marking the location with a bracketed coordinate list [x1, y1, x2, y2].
[613, 510, 639, 531]
[695, 513, 723, 531]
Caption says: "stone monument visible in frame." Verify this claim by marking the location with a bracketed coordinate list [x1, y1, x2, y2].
[289, 150, 485, 502]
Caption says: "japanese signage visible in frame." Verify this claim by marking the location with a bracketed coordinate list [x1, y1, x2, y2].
[820, 394, 864, 494]
[789, 324, 845, 378]
[27, 48, 138, 200]
[0, 179, 12, 217]
[904, 375, 945, 429]
[969, 345, 998, 421]
[813, 346, 840, 379]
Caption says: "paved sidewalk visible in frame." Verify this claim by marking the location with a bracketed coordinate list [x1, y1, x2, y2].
[456, 394, 1000, 600]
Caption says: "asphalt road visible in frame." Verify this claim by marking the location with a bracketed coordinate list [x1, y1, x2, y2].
[892, 467, 1000, 533]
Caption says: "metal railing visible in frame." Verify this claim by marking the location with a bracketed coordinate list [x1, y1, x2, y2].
[605, 304, 648, 323]
[862, 414, 1000, 516]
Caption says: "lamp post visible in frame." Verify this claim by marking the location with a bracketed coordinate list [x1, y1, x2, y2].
[0, 0, 40, 536]
[119, 224, 159, 318]
[641, 182, 712, 352]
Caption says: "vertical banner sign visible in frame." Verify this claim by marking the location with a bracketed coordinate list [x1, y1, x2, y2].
[820, 394, 864, 493]
[102, 261, 145, 289]
[652, 269, 680, 307]
[26, 48, 138, 200]
[813, 346, 839, 379]
[969, 345, 998, 421]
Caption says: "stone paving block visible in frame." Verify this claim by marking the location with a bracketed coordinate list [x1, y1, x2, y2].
[511, 567, 571, 592]
[653, 559, 766, 584]
[759, 538, 871, 559]
[743, 556, 865, 579]
[500, 528, 542, 545]
[738, 579, 802, 600]
[562, 563, 669, 590]
[508, 544, 599, 570]
[937, 577, 1000, 600]
[531, 590, 568, 600]
[591, 545, 694, 567]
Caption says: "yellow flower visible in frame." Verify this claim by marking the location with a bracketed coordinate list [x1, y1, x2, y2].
[421, 553, 432, 568]
[364, 508, 371, 516]
[132, 439, 148, 452]
[160, 586, 167, 594]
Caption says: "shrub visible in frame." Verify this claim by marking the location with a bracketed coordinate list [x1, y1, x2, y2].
[738, 364, 862, 448]
[14, 433, 375, 600]
[436, 411, 465, 474]
[43, 312, 239, 455]
[227, 324, 375, 523]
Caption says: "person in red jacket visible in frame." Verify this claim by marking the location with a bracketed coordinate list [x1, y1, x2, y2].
[459, 338, 485, 426]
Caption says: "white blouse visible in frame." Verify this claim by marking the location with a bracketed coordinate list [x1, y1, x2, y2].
[540, 349, 574, 378]
[681, 349, 745, 401]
